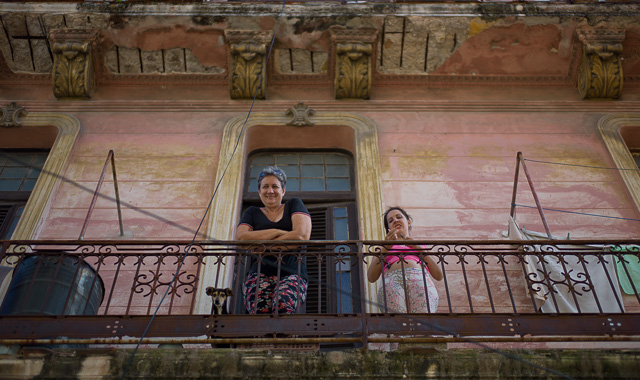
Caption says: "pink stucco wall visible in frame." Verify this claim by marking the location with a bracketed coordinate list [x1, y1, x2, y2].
[372, 109, 640, 239]
[39, 111, 231, 240]
[2, 84, 639, 315]
[27, 97, 640, 242]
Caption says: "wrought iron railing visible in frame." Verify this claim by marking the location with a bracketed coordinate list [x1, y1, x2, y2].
[0, 239, 639, 347]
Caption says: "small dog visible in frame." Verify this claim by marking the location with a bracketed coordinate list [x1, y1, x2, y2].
[206, 287, 233, 315]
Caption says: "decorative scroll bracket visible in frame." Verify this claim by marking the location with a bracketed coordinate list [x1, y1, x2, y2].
[50, 29, 98, 100]
[225, 30, 273, 100]
[1, 102, 28, 128]
[577, 28, 625, 100]
[330, 28, 378, 100]
[286, 102, 315, 127]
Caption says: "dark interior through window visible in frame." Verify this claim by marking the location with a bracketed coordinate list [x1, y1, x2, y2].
[238, 150, 361, 315]
[0, 149, 49, 239]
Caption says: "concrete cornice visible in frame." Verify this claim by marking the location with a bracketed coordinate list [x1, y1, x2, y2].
[8, 100, 640, 113]
[2, 2, 640, 17]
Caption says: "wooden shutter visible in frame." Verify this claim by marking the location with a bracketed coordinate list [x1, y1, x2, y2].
[0, 204, 16, 239]
[306, 207, 331, 314]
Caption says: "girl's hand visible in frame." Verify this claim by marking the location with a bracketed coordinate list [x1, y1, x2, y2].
[385, 227, 404, 241]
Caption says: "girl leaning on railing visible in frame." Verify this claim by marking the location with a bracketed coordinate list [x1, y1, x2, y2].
[367, 207, 443, 313]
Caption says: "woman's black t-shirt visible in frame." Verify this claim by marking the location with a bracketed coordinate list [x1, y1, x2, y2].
[238, 197, 310, 280]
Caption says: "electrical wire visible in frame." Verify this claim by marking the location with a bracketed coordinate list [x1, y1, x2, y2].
[117, 1, 288, 379]
[287, 258, 577, 379]
[3, 139, 619, 379]
[217, 252, 581, 379]
[0, 150, 579, 379]
[6, 28, 613, 380]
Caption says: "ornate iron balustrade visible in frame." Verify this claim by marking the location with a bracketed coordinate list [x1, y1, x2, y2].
[0, 239, 639, 347]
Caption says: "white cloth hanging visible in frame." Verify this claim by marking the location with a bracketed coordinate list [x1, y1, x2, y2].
[506, 216, 624, 313]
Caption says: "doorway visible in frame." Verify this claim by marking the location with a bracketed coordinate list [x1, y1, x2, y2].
[240, 150, 361, 314]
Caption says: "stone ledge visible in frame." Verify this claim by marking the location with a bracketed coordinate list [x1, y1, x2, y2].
[1, 347, 639, 379]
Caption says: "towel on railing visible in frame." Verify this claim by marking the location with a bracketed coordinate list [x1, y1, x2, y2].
[506, 216, 625, 313]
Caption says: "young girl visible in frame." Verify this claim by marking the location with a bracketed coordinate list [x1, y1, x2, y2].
[367, 207, 443, 313]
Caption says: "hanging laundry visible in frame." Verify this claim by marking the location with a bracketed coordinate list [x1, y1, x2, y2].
[610, 245, 640, 295]
[505, 216, 625, 313]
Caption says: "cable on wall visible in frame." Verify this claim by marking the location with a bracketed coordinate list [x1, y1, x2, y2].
[118, 1, 288, 379]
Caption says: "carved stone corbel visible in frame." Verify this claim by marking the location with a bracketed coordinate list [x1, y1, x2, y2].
[330, 28, 378, 100]
[225, 31, 273, 100]
[1, 102, 28, 128]
[577, 28, 625, 100]
[50, 29, 97, 99]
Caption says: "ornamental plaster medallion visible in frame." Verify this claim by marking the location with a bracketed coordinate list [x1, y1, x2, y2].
[0, 102, 28, 128]
[286, 103, 315, 127]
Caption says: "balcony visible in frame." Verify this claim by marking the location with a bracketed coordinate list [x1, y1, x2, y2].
[1, 239, 639, 350]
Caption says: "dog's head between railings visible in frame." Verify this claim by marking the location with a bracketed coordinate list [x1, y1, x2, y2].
[205, 287, 233, 315]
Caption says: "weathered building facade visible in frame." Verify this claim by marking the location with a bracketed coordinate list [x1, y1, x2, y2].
[1, 0, 640, 378]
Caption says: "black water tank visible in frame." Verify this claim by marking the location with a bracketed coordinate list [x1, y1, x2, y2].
[0, 255, 104, 316]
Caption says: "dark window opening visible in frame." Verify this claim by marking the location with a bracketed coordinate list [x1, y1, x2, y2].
[0, 149, 49, 239]
[238, 150, 361, 316]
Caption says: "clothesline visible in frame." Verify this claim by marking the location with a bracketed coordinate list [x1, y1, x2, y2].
[524, 158, 640, 171]
[517, 157, 640, 223]
[513, 203, 640, 223]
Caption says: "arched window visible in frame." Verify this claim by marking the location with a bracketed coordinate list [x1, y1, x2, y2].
[198, 110, 384, 318]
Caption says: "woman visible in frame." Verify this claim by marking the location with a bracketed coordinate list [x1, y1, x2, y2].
[236, 166, 312, 314]
[367, 207, 443, 313]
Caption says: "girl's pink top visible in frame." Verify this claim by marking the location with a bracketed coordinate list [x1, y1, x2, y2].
[382, 244, 428, 273]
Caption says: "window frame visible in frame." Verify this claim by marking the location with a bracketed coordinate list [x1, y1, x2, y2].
[0, 111, 80, 240]
[598, 114, 640, 213]
[197, 110, 385, 315]
[0, 149, 50, 240]
[0, 149, 50, 201]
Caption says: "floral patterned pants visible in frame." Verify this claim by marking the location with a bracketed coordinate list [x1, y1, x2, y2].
[243, 272, 308, 314]
[377, 267, 439, 313]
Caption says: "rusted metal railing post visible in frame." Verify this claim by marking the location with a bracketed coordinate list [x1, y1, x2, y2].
[111, 150, 124, 237]
[79, 150, 124, 240]
[510, 152, 522, 219]
[514, 152, 552, 239]
[357, 242, 369, 350]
